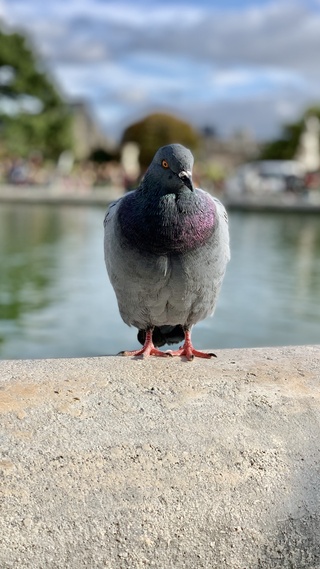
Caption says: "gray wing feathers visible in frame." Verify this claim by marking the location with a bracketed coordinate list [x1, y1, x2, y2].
[104, 197, 172, 329]
[173, 193, 230, 326]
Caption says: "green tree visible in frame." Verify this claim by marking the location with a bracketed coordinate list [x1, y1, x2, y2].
[121, 112, 200, 167]
[260, 107, 320, 160]
[0, 29, 72, 158]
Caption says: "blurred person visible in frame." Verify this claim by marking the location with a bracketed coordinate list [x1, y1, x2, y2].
[7, 157, 29, 185]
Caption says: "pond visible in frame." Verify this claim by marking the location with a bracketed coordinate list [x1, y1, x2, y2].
[0, 203, 319, 359]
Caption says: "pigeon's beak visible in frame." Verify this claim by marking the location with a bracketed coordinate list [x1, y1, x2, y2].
[178, 170, 194, 191]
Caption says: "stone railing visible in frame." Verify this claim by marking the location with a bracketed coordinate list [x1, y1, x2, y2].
[1, 345, 320, 568]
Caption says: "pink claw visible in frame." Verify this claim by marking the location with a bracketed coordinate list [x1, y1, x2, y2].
[167, 330, 217, 361]
[118, 329, 172, 358]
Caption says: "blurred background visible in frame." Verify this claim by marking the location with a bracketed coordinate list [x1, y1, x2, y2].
[0, 0, 319, 359]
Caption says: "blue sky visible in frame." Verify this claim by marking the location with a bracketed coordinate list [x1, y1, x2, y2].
[1, 0, 320, 141]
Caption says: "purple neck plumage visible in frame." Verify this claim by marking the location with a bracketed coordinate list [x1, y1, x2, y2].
[118, 189, 216, 255]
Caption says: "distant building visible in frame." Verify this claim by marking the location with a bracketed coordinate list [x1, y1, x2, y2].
[200, 128, 260, 173]
[69, 101, 114, 161]
[225, 159, 306, 197]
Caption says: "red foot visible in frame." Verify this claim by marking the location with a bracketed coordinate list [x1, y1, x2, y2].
[167, 330, 217, 361]
[118, 329, 172, 358]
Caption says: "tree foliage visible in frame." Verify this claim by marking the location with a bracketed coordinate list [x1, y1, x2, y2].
[0, 28, 72, 158]
[260, 107, 320, 160]
[121, 112, 200, 167]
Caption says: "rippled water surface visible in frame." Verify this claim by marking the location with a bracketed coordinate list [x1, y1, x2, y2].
[0, 203, 319, 359]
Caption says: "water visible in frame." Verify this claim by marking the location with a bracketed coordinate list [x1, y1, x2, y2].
[0, 203, 319, 359]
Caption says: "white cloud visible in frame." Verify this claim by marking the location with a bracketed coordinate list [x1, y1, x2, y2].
[213, 70, 255, 88]
[2, 0, 320, 139]
[275, 99, 302, 120]
[0, 0, 6, 20]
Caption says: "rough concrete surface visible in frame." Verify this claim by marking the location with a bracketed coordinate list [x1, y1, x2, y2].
[0, 345, 320, 569]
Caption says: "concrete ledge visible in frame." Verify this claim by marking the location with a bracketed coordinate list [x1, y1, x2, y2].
[1, 346, 320, 568]
[0, 185, 121, 206]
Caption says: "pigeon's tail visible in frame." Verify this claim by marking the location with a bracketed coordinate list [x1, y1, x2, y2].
[138, 325, 185, 347]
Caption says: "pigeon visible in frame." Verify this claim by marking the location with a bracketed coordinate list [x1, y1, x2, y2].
[104, 143, 230, 360]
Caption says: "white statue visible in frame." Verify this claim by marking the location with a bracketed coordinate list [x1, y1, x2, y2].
[296, 115, 320, 172]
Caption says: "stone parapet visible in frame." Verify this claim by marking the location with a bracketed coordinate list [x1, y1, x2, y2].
[1, 346, 319, 568]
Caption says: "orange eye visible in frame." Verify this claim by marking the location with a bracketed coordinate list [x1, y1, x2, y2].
[161, 159, 169, 169]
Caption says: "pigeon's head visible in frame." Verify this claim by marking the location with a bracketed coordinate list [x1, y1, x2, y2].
[144, 144, 195, 194]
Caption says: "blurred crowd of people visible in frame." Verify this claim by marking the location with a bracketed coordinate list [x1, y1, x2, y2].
[0, 152, 126, 192]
